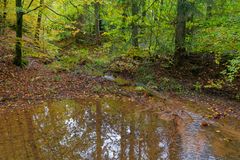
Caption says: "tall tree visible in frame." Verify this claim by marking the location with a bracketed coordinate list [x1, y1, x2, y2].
[174, 0, 187, 65]
[14, 0, 24, 66]
[14, 0, 41, 66]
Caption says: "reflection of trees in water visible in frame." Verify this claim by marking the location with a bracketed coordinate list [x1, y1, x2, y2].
[96, 101, 102, 160]
[25, 110, 40, 159]
[0, 99, 182, 160]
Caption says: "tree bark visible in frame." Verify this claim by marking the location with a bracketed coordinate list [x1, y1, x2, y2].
[14, 0, 23, 66]
[34, 0, 44, 41]
[131, 0, 139, 48]
[174, 0, 186, 65]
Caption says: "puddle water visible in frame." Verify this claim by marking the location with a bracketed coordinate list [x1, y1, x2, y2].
[0, 97, 239, 160]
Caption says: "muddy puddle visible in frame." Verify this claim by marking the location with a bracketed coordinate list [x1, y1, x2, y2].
[0, 97, 239, 160]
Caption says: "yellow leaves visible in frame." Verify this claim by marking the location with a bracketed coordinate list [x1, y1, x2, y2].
[64, 24, 76, 30]
[72, 29, 80, 37]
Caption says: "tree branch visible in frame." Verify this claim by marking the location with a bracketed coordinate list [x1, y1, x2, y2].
[24, 5, 41, 14]
[45, 5, 71, 21]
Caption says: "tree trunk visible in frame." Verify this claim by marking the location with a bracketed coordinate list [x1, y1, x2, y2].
[34, 0, 44, 41]
[14, 0, 23, 66]
[94, 2, 100, 45]
[174, 0, 186, 65]
[131, 0, 139, 48]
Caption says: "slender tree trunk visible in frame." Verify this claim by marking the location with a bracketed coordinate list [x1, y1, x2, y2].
[174, 0, 186, 65]
[14, 0, 23, 66]
[131, 0, 139, 48]
[94, 2, 100, 45]
[34, 0, 44, 41]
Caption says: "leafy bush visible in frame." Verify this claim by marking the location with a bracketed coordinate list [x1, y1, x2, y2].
[222, 56, 240, 82]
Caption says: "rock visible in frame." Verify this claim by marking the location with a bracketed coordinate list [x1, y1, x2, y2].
[103, 75, 115, 81]
[201, 121, 209, 127]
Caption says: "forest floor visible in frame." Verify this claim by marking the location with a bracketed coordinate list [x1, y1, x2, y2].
[0, 43, 240, 121]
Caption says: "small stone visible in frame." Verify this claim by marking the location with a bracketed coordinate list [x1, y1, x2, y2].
[201, 121, 209, 127]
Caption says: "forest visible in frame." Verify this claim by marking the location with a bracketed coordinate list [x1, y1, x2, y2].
[0, 0, 240, 159]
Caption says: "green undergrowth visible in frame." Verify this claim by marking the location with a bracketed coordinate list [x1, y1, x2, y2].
[49, 48, 91, 72]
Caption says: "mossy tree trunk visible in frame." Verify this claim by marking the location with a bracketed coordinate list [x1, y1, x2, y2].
[14, 0, 23, 66]
[174, 0, 187, 65]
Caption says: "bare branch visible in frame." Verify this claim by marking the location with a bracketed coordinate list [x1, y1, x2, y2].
[27, 0, 34, 9]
